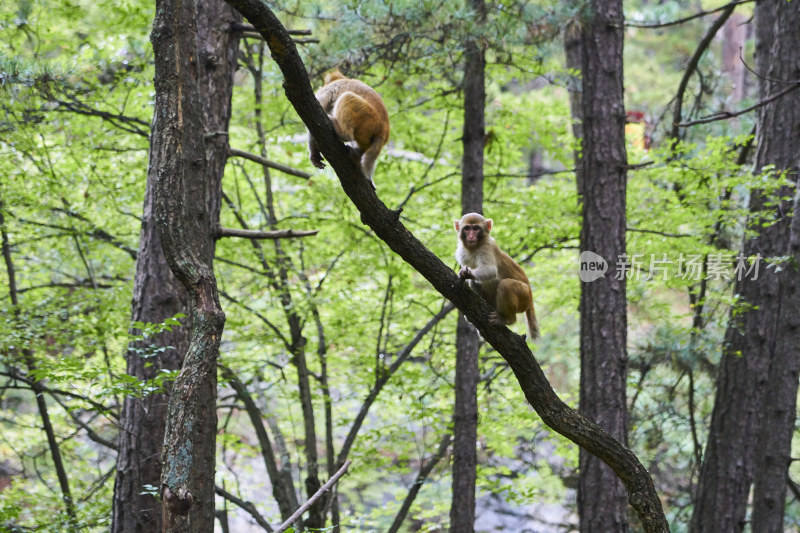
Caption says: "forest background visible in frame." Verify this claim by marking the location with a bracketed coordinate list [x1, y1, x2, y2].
[1, 0, 799, 531]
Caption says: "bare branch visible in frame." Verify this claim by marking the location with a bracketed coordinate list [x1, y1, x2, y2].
[676, 82, 800, 128]
[387, 434, 452, 533]
[627, 227, 695, 239]
[229, 148, 312, 179]
[336, 303, 456, 466]
[274, 460, 352, 533]
[52, 98, 150, 138]
[217, 227, 319, 239]
[626, 0, 755, 29]
[670, 3, 737, 141]
[215, 485, 274, 532]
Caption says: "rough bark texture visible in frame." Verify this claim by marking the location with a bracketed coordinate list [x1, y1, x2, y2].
[738, 1, 800, 531]
[691, 1, 800, 531]
[149, 0, 239, 530]
[451, 312, 480, 533]
[112, 161, 189, 533]
[450, 1, 485, 530]
[577, 1, 629, 531]
[219, 1, 668, 530]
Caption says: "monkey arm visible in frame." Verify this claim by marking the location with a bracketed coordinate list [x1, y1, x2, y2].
[468, 262, 497, 281]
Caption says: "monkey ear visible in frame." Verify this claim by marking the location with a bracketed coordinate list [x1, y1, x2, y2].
[485, 219, 493, 232]
[454, 220, 461, 232]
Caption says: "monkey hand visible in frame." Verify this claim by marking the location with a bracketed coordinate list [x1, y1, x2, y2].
[458, 267, 474, 280]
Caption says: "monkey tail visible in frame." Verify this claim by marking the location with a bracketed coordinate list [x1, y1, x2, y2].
[525, 303, 540, 341]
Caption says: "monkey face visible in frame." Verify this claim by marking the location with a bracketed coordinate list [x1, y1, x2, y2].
[455, 213, 493, 248]
[460, 224, 485, 247]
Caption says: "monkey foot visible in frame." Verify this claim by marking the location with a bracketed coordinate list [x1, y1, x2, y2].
[310, 152, 325, 169]
[488, 311, 508, 326]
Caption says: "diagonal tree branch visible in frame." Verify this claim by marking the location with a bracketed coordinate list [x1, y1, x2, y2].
[388, 433, 452, 533]
[273, 460, 352, 533]
[669, 3, 737, 141]
[219, 1, 669, 530]
[215, 485, 274, 532]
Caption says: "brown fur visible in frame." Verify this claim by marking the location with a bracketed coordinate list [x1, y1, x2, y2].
[455, 213, 539, 340]
[308, 70, 390, 187]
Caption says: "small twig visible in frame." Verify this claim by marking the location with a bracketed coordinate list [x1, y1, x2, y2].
[215, 486, 274, 532]
[273, 460, 352, 533]
[217, 227, 319, 240]
[676, 82, 800, 127]
[229, 148, 312, 179]
[627, 227, 695, 239]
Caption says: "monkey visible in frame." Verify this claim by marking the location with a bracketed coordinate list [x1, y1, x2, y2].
[454, 213, 540, 340]
[308, 69, 390, 188]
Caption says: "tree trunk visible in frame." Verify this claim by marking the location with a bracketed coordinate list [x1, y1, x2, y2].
[690, 1, 800, 531]
[747, 1, 800, 530]
[450, 0, 485, 530]
[112, 163, 189, 533]
[149, 0, 239, 530]
[577, 1, 629, 531]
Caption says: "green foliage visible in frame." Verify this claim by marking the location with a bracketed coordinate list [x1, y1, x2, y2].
[1, 0, 794, 530]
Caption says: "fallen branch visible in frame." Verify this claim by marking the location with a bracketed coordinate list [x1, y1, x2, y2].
[217, 227, 319, 239]
[274, 460, 352, 533]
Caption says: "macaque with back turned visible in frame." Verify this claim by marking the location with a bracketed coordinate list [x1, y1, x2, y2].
[308, 70, 390, 188]
[455, 212, 540, 340]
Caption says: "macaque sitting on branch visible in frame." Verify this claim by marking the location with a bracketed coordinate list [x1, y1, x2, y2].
[455, 213, 540, 340]
[308, 70, 390, 188]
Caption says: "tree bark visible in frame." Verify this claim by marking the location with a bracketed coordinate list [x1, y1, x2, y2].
[577, 1, 629, 531]
[690, 1, 800, 531]
[748, 1, 800, 530]
[111, 79, 190, 533]
[450, 0, 485, 530]
[149, 0, 239, 530]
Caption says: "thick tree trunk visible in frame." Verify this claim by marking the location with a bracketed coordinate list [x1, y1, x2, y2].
[746, 1, 800, 531]
[450, 1, 486, 531]
[149, 0, 239, 530]
[577, 1, 629, 531]
[112, 168, 189, 533]
[690, 1, 800, 531]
